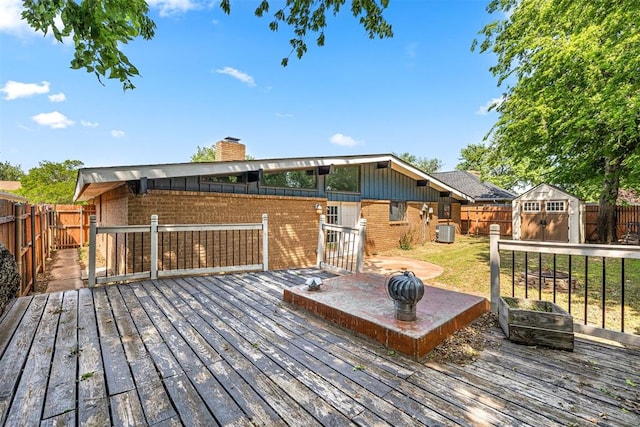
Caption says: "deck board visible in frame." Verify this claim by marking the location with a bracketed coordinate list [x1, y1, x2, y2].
[0, 269, 639, 426]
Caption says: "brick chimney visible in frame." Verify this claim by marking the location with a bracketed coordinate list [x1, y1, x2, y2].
[215, 137, 246, 161]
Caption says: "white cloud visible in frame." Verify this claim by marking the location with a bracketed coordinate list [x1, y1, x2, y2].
[215, 66, 256, 87]
[81, 120, 99, 128]
[111, 130, 125, 138]
[31, 111, 74, 129]
[48, 92, 66, 103]
[476, 97, 504, 115]
[329, 133, 363, 147]
[0, 0, 32, 37]
[147, 0, 199, 17]
[2, 80, 50, 100]
[276, 112, 293, 118]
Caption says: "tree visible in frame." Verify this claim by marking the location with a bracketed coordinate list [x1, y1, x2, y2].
[394, 152, 442, 174]
[18, 160, 83, 204]
[22, 0, 393, 90]
[191, 146, 216, 162]
[0, 161, 24, 181]
[456, 142, 540, 192]
[474, 0, 640, 243]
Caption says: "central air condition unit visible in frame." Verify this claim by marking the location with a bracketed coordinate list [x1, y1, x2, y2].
[436, 225, 455, 243]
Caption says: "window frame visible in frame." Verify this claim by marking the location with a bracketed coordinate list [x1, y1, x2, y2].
[523, 201, 541, 213]
[545, 200, 566, 213]
[325, 166, 361, 193]
[389, 201, 407, 222]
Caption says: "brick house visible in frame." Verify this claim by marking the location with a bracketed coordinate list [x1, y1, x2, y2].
[74, 138, 473, 269]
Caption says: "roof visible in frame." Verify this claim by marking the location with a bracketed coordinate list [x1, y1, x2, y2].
[430, 171, 517, 202]
[0, 181, 22, 192]
[513, 182, 581, 201]
[74, 154, 475, 203]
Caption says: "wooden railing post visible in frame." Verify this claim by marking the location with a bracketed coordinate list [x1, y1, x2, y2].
[150, 215, 158, 280]
[262, 214, 269, 271]
[88, 215, 97, 287]
[317, 214, 326, 268]
[490, 223, 501, 313]
[355, 218, 367, 273]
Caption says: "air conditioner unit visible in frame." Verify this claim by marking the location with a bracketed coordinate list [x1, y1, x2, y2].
[436, 225, 455, 243]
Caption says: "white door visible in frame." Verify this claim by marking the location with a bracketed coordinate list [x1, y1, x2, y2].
[327, 202, 360, 227]
[326, 202, 361, 257]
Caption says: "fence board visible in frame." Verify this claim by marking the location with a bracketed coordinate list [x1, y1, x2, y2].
[461, 205, 512, 237]
[464, 204, 640, 242]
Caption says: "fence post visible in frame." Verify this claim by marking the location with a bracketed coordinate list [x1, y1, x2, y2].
[317, 214, 326, 268]
[40, 207, 46, 271]
[150, 215, 158, 280]
[490, 223, 501, 313]
[79, 205, 84, 247]
[261, 214, 269, 271]
[30, 205, 37, 292]
[88, 215, 97, 287]
[14, 203, 24, 295]
[355, 218, 367, 273]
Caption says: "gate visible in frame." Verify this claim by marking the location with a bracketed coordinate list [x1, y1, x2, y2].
[52, 205, 95, 249]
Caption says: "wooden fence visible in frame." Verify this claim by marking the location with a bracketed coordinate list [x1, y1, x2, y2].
[0, 194, 53, 296]
[584, 204, 640, 242]
[462, 204, 640, 242]
[52, 204, 94, 249]
[461, 205, 512, 237]
[0, 196, 94, 296]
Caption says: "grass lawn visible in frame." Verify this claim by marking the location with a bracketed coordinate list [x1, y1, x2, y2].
[381, 234, 640, 335]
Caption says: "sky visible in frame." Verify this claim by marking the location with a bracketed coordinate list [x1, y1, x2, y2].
[0, 0, 503, 173]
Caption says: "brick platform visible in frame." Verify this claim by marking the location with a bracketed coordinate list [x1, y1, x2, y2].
[283, 273, 489, 359]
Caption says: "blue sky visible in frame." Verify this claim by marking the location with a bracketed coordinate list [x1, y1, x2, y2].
[0, 0, 502, 173]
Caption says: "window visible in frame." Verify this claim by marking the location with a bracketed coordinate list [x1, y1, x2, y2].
[201, 174, 241, 184]
[546, 200, 566, 213]
[438, 192, 451, 219]
[523, 201, 541, 213]
[261, 170, 316, 189]
[326, 166, 360, 192]
[389, 201, 406, 222]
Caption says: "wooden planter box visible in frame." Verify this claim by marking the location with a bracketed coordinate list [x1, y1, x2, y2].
[498, 297, 574, 351]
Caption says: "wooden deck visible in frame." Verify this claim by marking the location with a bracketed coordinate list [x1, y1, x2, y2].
[0, 269, 638, 426]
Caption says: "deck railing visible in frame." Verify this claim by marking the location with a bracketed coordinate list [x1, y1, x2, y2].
[489, 224, 640, 346]
[88, 214, 268, 286]
[317, 214, 366, 274]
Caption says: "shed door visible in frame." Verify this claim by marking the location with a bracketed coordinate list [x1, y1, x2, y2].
[520, 200, 569, 242]
[544, 200, 569, 242]
[521, 201, 544, 240]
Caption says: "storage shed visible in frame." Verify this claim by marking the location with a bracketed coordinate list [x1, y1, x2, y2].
[512, 183, 584, 243]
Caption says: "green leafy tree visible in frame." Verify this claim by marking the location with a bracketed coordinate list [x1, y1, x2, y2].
[0, 161, 25, 181]
[18, 160, 84, 204]
[394, 152, 442, 174]
[191, 146, 216, 162]
[474, 0, 640, 242]
[456, 142, 541, 192]
[22, 0, 393, 90]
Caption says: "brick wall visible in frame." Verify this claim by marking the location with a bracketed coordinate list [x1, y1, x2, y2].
[127, 190, 323, 270]
[360, 200, 438, 254]
[94, 184, 129, 274]
[215, 140, 246, 161]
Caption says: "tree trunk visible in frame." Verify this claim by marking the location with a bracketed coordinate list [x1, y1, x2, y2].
[596, 157, 621, 243]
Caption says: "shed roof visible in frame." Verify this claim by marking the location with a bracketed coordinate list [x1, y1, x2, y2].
[513, 182, 581, 202]
[430, 171, 517, 202]
[74, 154, 475, 203]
